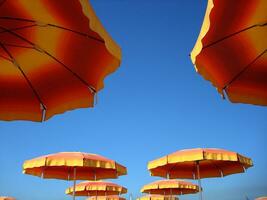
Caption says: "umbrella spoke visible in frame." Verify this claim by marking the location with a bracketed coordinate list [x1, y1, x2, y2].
[0, 42, 46, 121]
[0, 16, 105, 43]
[0, 24, 37, 34]
[223, 49, 267, 90]
[203, 22, 267, 49]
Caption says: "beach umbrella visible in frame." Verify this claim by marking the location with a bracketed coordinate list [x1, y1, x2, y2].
[256, 197, 267, 200]
[137, 195, 179, 200]
[65, 181, 127, 197]
[148, 148, 253, 200]
[88, 195, 126, 200]
[190, 0, 267, 106]
[141, 179, 199, 196]
[23, 152, 127, 200]
[0, 0, 121, 122]
[0, 197, 16, 200]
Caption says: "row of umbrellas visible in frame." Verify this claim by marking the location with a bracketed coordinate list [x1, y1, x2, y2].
[140, 148, 253, 200]
[0, 0, 266, 123]
[23, 152, 127, 200]
[2, 148, 265, 200]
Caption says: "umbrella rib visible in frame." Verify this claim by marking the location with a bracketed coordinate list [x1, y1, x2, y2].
[208, 160, 224, 177]
[1, 43, 33, 49]
[0, 42, 46, 121]
[223, 49, 267, 90]
[0, 25, 97, 93]
[0, 16, 105, 43]
[203, 22, 267, 49]
[0, 24, 38, 34]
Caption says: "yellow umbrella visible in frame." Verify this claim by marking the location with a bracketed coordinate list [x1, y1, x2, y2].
[0, 197, 16, 200]
[23, 152, 127, 200]
[148, 148, 253, 200]
[137, 195, 179, 200]
[141, 179, 199, 196]
[65, 181, 127, 196]
[88, 196, 126, 200]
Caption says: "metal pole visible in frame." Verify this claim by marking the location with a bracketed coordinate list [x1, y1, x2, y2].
[73, 167, 77, 200]
[196, 161, 203, 200]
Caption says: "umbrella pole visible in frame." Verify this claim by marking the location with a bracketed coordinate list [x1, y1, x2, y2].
[73, 167, 77, 200]
[196, 161, 203, 200]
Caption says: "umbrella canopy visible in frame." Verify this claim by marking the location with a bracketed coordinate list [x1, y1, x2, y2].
[190, 0, 267, 106]
[0, 197, 16, 200]
[65, 181, 127, 196]
[88, 196, 126, 200]
[141, 180, 199, 195]
[23, 152, 127, 180]
[148, 148, 253, 179]
[0, 0, 121, 122]
[137, 195, 179, 200]
[256, 197, 267, 200]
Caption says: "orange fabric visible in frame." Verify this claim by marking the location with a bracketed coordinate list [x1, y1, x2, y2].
[256, 197, 267, 200]
[148, 148, 253, 179]
[66, 181, 127, 196]
[191, 0, 267, 106]
[141, 180, 199, 195]
[0, 0, 121, 121]
[0, 197, 16, 200]
[87, 196, 126, 200]
[23, 152, 127, 180]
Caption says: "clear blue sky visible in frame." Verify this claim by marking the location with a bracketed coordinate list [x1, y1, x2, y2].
[0, 1, 266, 200]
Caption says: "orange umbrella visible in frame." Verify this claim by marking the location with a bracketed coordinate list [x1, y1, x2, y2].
[190, 0, 267, 106]
[87, 196, 126, 200]
[141, 179, 199, 196]
[0, 197, 16, 200]
[65, 181, 127, 196]
[137, 195, 179, 200]
[23, 152, 127, 200]
[256, 197, 267, 200]
[0, 0, 121, 122]
[148, 148, 253, 200]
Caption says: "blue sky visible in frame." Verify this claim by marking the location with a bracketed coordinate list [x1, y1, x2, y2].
[0, 1, 266, 200]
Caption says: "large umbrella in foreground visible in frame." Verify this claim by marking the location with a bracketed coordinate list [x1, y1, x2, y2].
[0, 197, 16, 200]
[256, 197, 267, 200]
[0, 0, 121, 122]
[148, 148, 253, 200]
[137, 195, 179, 200]
[141, 179, 199, 196]
[23, 152, 127, 200]
[65, 181, 127, 197]
[190, 0, 267, 106]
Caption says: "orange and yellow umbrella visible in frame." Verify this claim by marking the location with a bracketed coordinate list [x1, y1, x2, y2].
[88, 196, 126, 200]
[0, 197, 16, 200]
[0, 0, 121, 122]
[256, 197, 267, 200]
[65, 181, 127, 196]
[137, 195, 179, 200]
[190, 0, 267, 106]
[148, 148, 253, 200]
[141, 179, 199, 196]
[23, 152, 127, 200]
